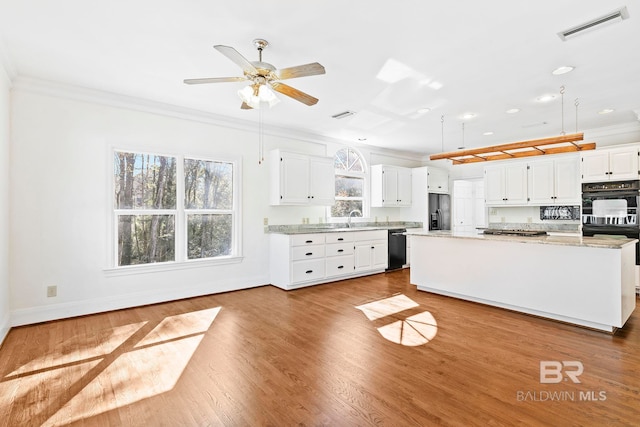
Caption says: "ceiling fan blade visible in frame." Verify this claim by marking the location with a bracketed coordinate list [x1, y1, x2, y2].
[214, 45, 258, 75]
[183, 77, 247, 85]
[270, 82, 319, 106]
[240, 102, 253, 110]
[275, 62, 326, 80]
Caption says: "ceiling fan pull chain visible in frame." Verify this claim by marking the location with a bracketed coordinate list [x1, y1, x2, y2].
[258, 108, 264, 165]
[440, 115, 445, 152]
[575, 98, 580, 134]
[560, 85, 566, 135]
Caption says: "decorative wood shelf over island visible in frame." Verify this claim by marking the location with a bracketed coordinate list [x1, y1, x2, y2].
[406, 230, 637, 332]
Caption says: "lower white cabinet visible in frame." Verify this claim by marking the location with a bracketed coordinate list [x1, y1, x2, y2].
[270, 230, 388, 289]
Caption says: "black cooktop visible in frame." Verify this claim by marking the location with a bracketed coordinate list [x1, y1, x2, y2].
[482, 229, 548, 237]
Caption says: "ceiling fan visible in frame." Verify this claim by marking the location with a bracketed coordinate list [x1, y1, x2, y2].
[184, 39, 325, 109]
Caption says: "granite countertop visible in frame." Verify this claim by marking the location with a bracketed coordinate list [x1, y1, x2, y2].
[405, 229, 637, 249]
[266, 222, 422, 235]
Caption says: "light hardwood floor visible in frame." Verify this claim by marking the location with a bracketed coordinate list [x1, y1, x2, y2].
[1, 269, 639, 426]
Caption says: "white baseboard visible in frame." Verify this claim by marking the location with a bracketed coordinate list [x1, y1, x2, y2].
[10, 275, 269, 327]
[0, 311, 10, 347]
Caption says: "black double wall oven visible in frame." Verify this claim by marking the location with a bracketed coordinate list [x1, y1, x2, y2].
[582, 180, 640, 264]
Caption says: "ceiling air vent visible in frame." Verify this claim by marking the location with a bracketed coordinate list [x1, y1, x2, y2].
[331, 110, 356, 119]
[558, 6, 629, 41]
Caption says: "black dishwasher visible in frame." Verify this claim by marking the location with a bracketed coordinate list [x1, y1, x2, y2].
[387, 228, 406, 271]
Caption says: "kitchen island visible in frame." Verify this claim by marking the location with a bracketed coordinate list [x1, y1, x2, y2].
[407, 230, 637, 332]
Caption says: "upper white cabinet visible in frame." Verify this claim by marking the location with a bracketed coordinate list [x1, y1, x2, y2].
[371, 165, 412, 207]
[528, 156, 580, 204]
[427, 167, 449, 194]
[270, 150, 335, 206]
[581, 145, 640, 182]
[484, 163, 528, 205]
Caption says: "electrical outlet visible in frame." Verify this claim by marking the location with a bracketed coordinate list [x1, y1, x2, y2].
[527, 217, 532, 223]
[263, 217, 268, 226]
[490, 208, 497, 215]
[47, 285, 57, 297]
[501, 217, 505, 223]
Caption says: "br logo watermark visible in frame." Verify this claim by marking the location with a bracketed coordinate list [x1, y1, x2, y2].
[539, 361, 583, 383]
[516, 360, 607, 402]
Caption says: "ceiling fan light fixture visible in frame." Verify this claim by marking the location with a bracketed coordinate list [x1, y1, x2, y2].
[238, 84, 280, 109]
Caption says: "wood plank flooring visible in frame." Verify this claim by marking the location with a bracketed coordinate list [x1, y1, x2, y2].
[1, 269, 639, 426]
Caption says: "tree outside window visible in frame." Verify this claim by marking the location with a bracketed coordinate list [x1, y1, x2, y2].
[332, 148, 366, 218]
[114, 151, 237, 267]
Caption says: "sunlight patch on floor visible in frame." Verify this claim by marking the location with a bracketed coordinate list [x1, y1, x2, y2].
[1, 307, 221, 426]
[8, 322, 147, 377]
[42, 334, 205, 426]
[355, 294, 419, 321]
[355, 294, 437, 346]
[377, 311, 438, 346]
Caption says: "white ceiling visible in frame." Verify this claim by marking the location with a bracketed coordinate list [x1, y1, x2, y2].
[1, 1, 639, 155]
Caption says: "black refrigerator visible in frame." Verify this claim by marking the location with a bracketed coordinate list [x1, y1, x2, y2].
[428, 193, 451, 230]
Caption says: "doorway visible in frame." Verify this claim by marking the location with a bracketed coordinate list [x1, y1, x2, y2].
[453, 179, 485, 233]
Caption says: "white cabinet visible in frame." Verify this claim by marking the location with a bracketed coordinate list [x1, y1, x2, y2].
[581, 145, 639, 182]
[528, 156, 580, 204]
[371, 165, 412, 207]
[484, 163, 528, 205]
[353, 230, 388, 272]
[427, 167, 449, 194]
[269, 150, 335, 205]
[269, 229, 388, 290]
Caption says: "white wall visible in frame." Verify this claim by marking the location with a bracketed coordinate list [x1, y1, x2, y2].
[0, 59, 10, 343]
[8, 82, 420, 326]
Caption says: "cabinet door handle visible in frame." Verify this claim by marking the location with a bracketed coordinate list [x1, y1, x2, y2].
[305, 252, 313, 256]
[337, 249, 344, 253]
[337, 237, 344, 241]
[371, 246, 375, 249]
[337, 265, 344, 269]
[305, 240, 313, 243]
[305, 270, 313, 274]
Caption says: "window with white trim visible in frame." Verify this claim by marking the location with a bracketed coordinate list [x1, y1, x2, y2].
[331, 147, 366, 218]
[113, 150, 239, 267]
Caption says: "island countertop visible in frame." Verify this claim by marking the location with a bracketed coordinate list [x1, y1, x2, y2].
[405, 229, 637, 249]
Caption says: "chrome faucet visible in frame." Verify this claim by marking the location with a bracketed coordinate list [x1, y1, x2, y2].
[347, 209, 362, 228]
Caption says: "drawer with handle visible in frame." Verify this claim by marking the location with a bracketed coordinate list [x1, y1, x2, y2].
[291, 234, 325, 246]
[292, 259, 325, 283]
[325, 242, 354, 256]
[325, 233, 354, 244]
[325, 255, 355, 277]
[292, 245, 326, 261]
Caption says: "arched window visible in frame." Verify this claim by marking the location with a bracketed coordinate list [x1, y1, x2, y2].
[332, 148, 366, 218]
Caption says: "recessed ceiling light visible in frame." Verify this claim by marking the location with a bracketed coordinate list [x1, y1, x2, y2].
[505, 108, 520, 114]
[427, 81, 443, 90]
[483, 131, 494, 136]
[417, 107, 431, 114]
[536, 94, 556, 103]
[461, 113, 476, 120]
[598, 108, 615, 114]
[358, 137, 367, 141]
[552, 66, 575, 75]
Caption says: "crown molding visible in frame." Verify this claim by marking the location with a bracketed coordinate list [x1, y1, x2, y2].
[583, 121, 640, 143]
[11, 75, 425, 160]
